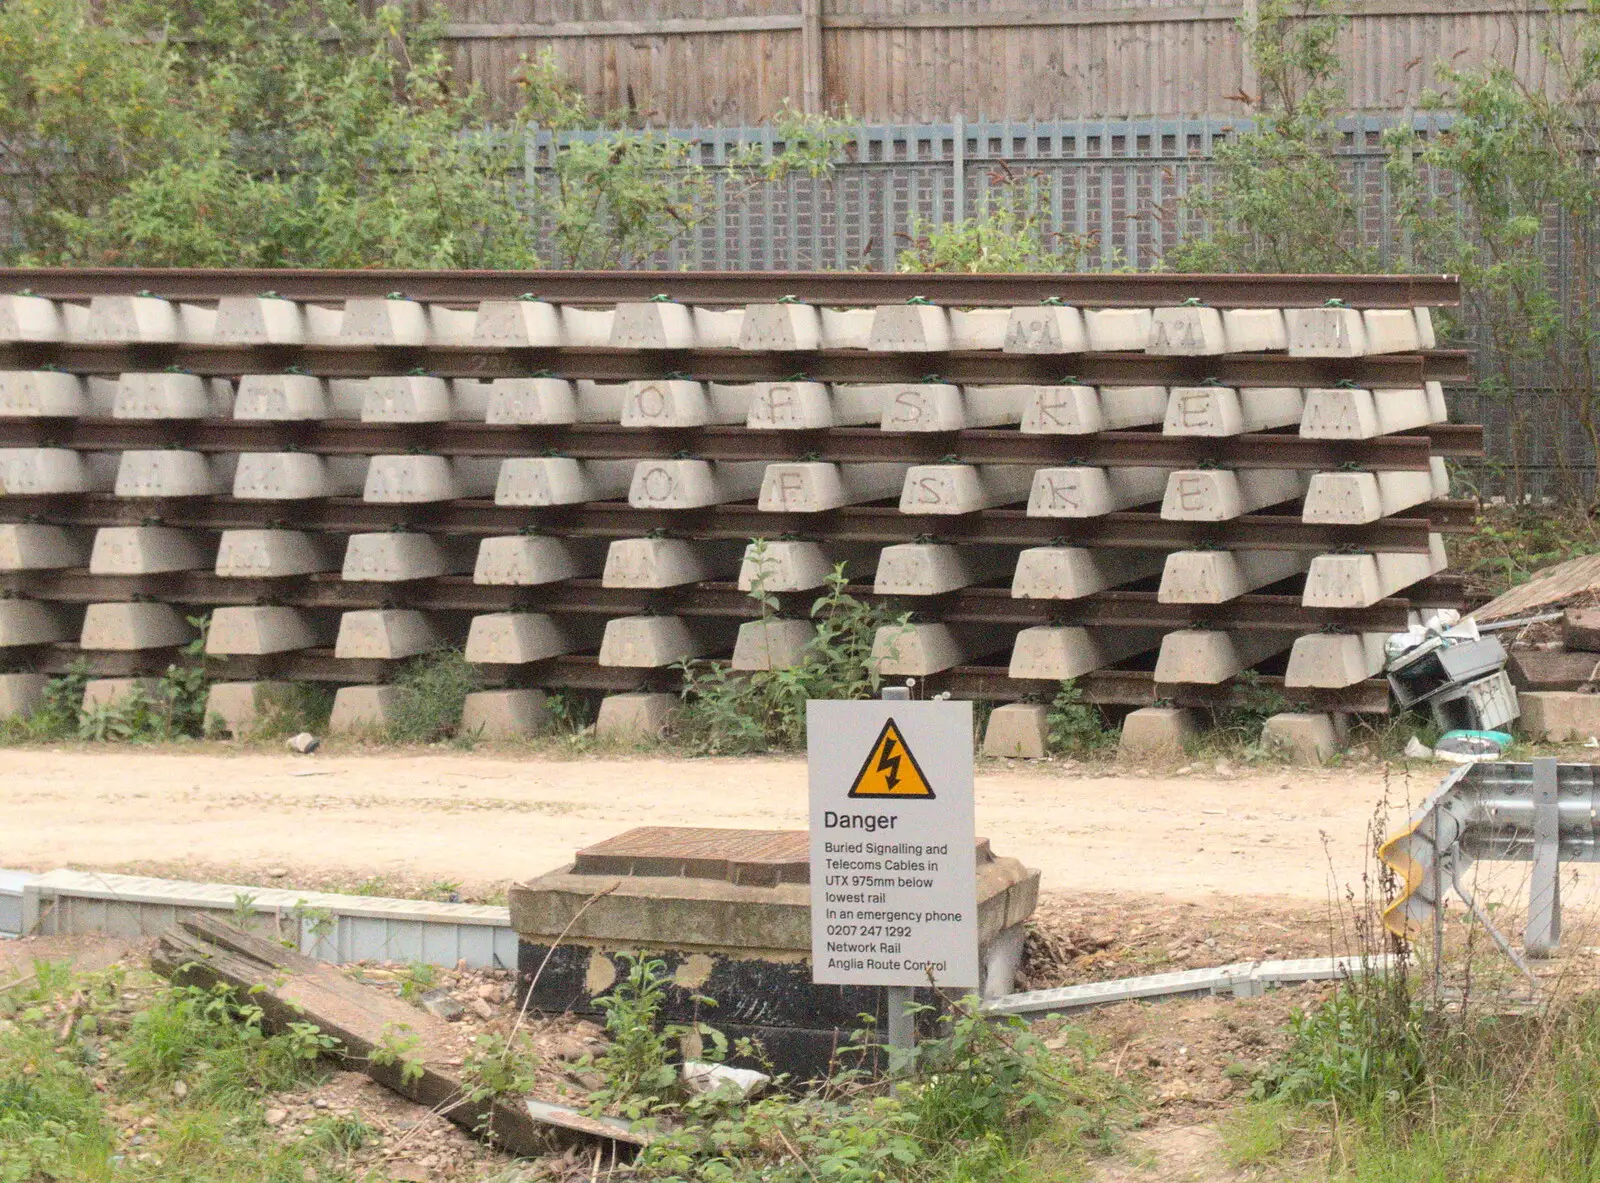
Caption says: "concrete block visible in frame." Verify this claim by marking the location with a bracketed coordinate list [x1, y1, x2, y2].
[1004, 305, 1088, 353]
[0, 524, 86, 570]
[1262, 712, 1349, 764]
[1158, 549, 1307, 603]
[464, 613, 584, 664]
[1415, 307, 1437, 349]
[1287, 306, 1367, 357]
[1303, 469, 1437, 524]
[1021, 384, 1166, 434]
[214, 296, 306, 345]
[738, 540, 877, 592]
[880, 383, 1026, 431]
[177, 303, 217, 343]
[691, 307, 744, 348]
[203, 681, 294, 736]
[623, 379, 752, 427]
[0, 294, 66, 342]
[819, 307, 875, 349]
[1008, 625, 1162, 679]
[1285, 632, 1389, 688]
[300, 304, 345, 343]
[233, 454, 365, 499]
[89, 527, 210, 575]
[362, 376, 452, 422]
[215, 530, 340, 578]
[0, 448, 100, 494]
[421, 307, 471, 345]
[460, 689, 552, 738]
[206, 606, 320, 655]
[495, 458, 634, 506]
[1361, 308, 1422, 354]
[559, 305, 614, 346]
[113, 373, 228, 419]
[594, 692, 678, 742]
[328, 685, 400, 734]
[759, 462, 907, 512]
[1164, 386, 1304, 435]
[900, 464, 1033, 514]
[1518, 691, 1600, 742]
[609, 301, 696, 349]
[342, 533, 471, 582]
[628, 459, 766, 509]
[472, 299, 563, 347]
[364, 455, 497, 503]
[947, 307, 1010, 349]
[1302, 534, 1446, 607]
[874, 543, 1010, 595]
[85, 295, 180, 343]
[474, 535, 600, 586]
[82, 678, 163, 712]
[484, 378, 577, 425]
[0, 672, 48, 717]
[982, 703, 1050, 758]
[339, 297, 429, 345]
[730, 619, 817, 670]
[1161, 468, 1307, 520]
[0, 371, 87, 417]
[603, 538, 743, 588]
[114, 451, 221, 498]
[868, 303, 950, 351]
[1222, 308, 1288, 352]
[0, 600, 70, 647]
[1147, 304, 1225, 355]
[1154, 629, 1289, 684]
[745, 382, 843, 429]
[599, 616, 712, 667]
[1083, 307, 1152, 351]
[1011, 547, 1165, 599]
[1119, 706, 1201, 756]
[233, 375, 329, 421]
[1426, 380, 1449, 422]
[740, 302, 822, 351]
[871, 622, 1007, 675]
[79, 602, 192, 650]
[1300, 386, 1433, 438]
[1028, 466, 1169, 517]
[335, 610, 443, 660]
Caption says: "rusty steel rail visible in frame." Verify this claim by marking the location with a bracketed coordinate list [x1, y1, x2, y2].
[0, 268, 1462, 308]
[21, 643, 1391, 711]
[0, 419, 1484, 469]
[0, 495, 1469, 549]
[0, 342, 1473, 387]
[0, 571, 1461, 632]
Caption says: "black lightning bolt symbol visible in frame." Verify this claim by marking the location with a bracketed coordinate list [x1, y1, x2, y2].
[876, 736, 902, 790]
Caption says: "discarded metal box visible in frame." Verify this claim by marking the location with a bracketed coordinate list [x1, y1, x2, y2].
[1388, 636, 1507, 708]
[1428, 668, 1519, 732]
[508, 827, 1039, 1079]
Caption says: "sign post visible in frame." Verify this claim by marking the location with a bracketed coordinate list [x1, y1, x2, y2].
[807, 691, 978, 1068]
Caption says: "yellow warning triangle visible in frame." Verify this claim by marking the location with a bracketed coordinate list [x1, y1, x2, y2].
[848, 718, 935, 799]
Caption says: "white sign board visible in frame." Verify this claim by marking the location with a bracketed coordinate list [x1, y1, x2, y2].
[808, 699, 979, 987]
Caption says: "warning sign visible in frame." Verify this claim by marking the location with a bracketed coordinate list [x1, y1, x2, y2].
[808, 700, 978, 988]
[848, 719, 935, 799]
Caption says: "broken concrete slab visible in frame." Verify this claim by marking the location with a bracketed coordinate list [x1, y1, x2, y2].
[1160, 468, 1308, 520]
[1010, 547, 1164, 600]
[1119, 706, 1200, 756]
[595, 692, 678, 742]
[1158, 549, 1307, 603]
[739, 302, 822, 351]
[1027, 465, 1169, 517]
[233, 375, 331, 421]
[89, 527, 212, 575]
[473, 535, 600, 586]
[460, 689, 552, 739]
[1154, 629, 1289, 684]
[233, 454, 366, 499]
[1163, 385, 1304, 435]
[1003, 304, 1088, 353]
[603, 538, 743, 589]
[982, 703, 1050, 758]
[79, 601, 193, 650]
[214, 530, 340, 578]
[758, 462, 907, 512]
[900, 464, 1033, 513]
[0, 371, 88, 417]
[1021, 384, 1166, 434]
[730, 619, 817, 671]
[205, 606, 321, 656]
[335, 609, 444, 660]
[0, 524, 87, 571]
[495, 457, 634, 506]
[1008, 625, 1162, 680]
[628, 459, 766, 509]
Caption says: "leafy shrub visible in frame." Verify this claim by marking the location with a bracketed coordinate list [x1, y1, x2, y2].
[898, 165, 1098, 272]
[249, 682, 336, 740]
[385, 649, 484, 744]
[1046, 680, 1116, 755]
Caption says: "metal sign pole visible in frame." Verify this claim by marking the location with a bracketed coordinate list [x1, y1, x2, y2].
[880, 684, 916, 1071]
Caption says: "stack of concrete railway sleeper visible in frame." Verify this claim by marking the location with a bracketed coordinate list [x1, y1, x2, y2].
[0, 269, 1478, 759]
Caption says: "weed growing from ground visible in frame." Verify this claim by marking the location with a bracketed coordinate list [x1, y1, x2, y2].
[384, 648, 483, 744]
[1046, 680, 1117, 755]
[248, 682, 335, 740]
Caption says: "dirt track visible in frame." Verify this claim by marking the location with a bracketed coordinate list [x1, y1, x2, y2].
[0, 745, 1453, 901]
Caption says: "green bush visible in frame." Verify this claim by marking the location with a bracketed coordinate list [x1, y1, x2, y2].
[385, 648, 483, 744]
[1045, 680, 1116, 755]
